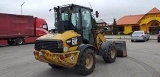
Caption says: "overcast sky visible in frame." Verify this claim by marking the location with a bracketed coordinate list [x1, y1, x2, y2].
[1, 0, 160, 29]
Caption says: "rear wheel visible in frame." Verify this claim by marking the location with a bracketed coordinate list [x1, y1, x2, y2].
[48, 63, 62, 69]
[143, 37, 147, 42]
[75, 48, 95, 75]
[103, 45, 117, 63]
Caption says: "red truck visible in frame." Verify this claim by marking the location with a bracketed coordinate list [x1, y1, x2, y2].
[0, 13, 48, 46]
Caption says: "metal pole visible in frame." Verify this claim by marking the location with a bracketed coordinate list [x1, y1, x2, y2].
[21, 2, 25, 15]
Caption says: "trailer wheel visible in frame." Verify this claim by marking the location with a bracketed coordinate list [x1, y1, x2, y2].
[16, 38, 24, 45]
[103, 45, 117, 63]
[75, 48, 95, 75]
[10, 39, 16, 46]
[8, 40, 12, 45]
[48, 63, 62, 69]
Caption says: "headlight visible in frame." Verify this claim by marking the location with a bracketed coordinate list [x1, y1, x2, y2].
[63, 47, 68, 52]
[42, 24, 48, 29]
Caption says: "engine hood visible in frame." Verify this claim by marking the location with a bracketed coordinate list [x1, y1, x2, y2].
[37, 30, 81, 41]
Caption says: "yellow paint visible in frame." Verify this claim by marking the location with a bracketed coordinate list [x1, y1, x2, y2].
[68, 46, 78, 52]
[140, 24, 147, 31]
[96, 33, 105, 49]
[34, 50, 80, 68]
[37, 30, 81, 52]
[33, 29, 106, 68]
[140, 14, 160, 26]
[122, 14, 160, 34]
[139, 14, 160, 32]
[123, 25, 132, 34]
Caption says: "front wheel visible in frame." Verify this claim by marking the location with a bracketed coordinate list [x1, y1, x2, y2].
[103, 45, 117, 63]
[75, 48, 95, 75]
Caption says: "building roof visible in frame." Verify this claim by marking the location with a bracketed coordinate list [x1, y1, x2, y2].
[117, 14, 144, 25]
[147, 7, 160, 14]
[117, 7, 160, 25]
[96, 19, 106, 23]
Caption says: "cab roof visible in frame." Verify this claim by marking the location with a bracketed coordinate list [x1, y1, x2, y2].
[54, 4, 93, 12]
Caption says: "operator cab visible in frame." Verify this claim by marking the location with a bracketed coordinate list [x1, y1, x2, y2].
[54, 4, 95, 44]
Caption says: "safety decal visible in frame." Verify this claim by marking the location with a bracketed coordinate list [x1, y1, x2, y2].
[70, 55, 74, 62]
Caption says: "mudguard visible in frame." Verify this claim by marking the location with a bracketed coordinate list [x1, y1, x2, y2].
[76, 44, 97, 65]
[99, 41, 115, 57]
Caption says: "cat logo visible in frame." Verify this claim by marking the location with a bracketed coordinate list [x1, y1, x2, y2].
[72, 37, 78, 45]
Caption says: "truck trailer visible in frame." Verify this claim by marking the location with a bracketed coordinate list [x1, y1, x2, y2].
[0, 13, 48, 46]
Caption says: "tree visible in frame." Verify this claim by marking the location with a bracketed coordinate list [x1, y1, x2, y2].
[112, 18, 118, 35]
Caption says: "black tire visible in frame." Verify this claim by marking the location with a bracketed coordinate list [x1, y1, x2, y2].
[75, 48, 95, 75]
[103, 45, 117, 63]
[11, 39, 17, 46]
[48, 63, 62, 69]
[16, 38, 24, 45]
[7, 39, 16, 46]
[8, 40, 12, 45]
[131, 40, 133, 42]
[143, 37, 147, 42]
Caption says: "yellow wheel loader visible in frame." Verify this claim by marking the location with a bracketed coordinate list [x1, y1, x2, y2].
[33, 4, 127, 75]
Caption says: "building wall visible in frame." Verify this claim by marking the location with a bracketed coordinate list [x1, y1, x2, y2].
[123, 13, 160, 34]
[140, 14, 160, 25]
[139, 14, 160, 33]
[140, 24, 147, 32]
[123, 25, 132, 34]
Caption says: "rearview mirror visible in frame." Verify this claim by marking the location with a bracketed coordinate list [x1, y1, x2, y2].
[95, 11, 99, 18]
[49, 9, 52, 11]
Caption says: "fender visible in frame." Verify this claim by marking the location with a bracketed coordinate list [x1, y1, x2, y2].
[76, 44, 97, 65]
[99, 41, 115, 57]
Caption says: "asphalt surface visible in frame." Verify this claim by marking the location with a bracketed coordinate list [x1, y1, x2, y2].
[0, 39, 160, 77]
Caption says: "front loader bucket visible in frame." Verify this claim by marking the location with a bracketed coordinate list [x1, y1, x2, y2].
[114, 41, 127, 57]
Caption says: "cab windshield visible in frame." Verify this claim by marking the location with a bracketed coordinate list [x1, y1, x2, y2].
[54, 5, 93, 43]
[54, 7, 80, 30]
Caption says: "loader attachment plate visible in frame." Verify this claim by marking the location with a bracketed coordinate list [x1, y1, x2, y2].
[114, 41, 127, 57]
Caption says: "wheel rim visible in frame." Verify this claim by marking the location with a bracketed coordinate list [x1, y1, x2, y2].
[111, 47, 116, 58]
[85, 54, 93, 69]
[18, 40, 23, 44]
[17, 38, 23, 45]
